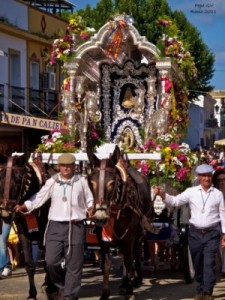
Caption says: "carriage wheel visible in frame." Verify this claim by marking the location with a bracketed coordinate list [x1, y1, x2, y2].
[180, 244, 195, 284]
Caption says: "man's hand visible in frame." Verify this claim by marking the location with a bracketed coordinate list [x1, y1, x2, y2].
[153, 185, 166, 200]
[14, 204, 28, 213]
[87, 207, 95, 218]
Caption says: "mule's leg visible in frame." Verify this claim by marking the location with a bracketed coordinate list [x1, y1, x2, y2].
[119, 252, 134, 297]
[132, 242, 143, 288]
[100, 251, 111, 300]
[19, 233, 37, 300]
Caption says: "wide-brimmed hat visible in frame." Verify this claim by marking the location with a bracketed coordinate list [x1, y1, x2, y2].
[195, 164, 213, 174]
[57, 153, 75, 165]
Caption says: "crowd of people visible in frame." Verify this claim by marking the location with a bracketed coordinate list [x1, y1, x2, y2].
[1, 148, 225, 300]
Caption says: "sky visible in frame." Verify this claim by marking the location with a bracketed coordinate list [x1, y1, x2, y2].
[71, 0, 225, 90]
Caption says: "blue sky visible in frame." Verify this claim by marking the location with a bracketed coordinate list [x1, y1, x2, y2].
[72, 0, 225, 90]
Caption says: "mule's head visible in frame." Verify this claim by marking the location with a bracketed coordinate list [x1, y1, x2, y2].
[0, 153, 40, 208]
[87, 145, 121, 227]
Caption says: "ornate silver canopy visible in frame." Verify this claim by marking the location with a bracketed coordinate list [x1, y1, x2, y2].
[62, 15, 182, 151]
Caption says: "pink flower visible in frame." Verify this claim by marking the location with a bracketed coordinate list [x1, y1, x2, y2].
[144, 139, 156, 150]
[91, 131, 99, 139]
[159, 20, 170, 26]
[141, 162, 149, 176]
[176, 168, 187, 181]
[80, 32, 89, 40]
[177, 153, 187, 162]
[168, 142, 179, 150]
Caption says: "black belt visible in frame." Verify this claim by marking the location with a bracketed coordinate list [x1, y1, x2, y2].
[71, 220, 84, 225]
[190, 223, 219, 234]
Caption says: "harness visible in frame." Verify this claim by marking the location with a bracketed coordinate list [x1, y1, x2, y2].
[90, 158, 141, 240]
[0, 157, 25, 219]
[0, 155, 45, 220]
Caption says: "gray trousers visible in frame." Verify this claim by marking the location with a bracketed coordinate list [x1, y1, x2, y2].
[45, 221, 84, 300]
[189, 226, 221, 295]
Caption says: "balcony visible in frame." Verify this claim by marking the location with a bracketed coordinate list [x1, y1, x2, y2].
[9, 85, 26, 114]
[205, 118, 218, 128]
[29, 88, 44, 117]
[44, 91, 59, 119]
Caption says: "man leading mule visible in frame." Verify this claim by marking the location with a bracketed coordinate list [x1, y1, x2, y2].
[15, 153, 94, 300]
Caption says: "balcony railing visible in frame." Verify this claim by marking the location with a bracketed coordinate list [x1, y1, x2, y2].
[0, 84, 4, 110]
[1, 84, 59, 119]
[9, 85, 26, 114]
[44, 91, 58, 119]
[29, 88, 44, 117]
[205, 118, 218, 128]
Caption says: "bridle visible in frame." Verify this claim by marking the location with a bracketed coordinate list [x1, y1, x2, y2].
[0, 156, 25, 208]
[90, 159, 119, 213]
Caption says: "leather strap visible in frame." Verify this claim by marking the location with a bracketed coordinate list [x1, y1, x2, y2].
[98, 159, 107, 205]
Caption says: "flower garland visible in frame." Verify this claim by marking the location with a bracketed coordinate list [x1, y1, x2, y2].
[156, 16, 198, 82]
[49, 13, 95, 66]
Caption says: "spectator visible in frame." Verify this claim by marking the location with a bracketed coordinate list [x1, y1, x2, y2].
[212, 169, 225, 276]
[0, 219, 12, 277]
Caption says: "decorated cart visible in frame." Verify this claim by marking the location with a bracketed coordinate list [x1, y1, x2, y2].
[36, 14, 198, 283]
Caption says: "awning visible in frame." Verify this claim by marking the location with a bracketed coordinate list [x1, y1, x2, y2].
[214, 139, 225, 146]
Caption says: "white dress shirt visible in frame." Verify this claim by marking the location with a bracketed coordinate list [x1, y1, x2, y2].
[24, 173, 93, 222]
[164, 185, 225, 233]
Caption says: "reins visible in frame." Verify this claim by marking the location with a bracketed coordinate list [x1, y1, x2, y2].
[94, 159, 118, 209]
[91, 158, 131, 240]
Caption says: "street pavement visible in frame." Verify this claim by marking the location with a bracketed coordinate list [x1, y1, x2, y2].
[1, 256, 225, 300]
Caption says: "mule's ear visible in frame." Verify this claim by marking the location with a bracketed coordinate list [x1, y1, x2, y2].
[87, 147, 100, 168]
[108, 145, 120, 167]
[14, 152, 31, 166]
[0, 153, 7, 165]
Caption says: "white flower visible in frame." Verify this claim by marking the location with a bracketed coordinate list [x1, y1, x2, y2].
[87, 27, 96, 33]
[63, 49, 71, 55]
[173, 157, 183, 167]
[52, 132, 62, 142]
[41, 135, 49, 143]
[45, 142, 53, 149]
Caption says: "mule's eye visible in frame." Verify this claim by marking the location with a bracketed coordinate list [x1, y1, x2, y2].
[90, 180, 97, 191]
[106, 180, 115, 192]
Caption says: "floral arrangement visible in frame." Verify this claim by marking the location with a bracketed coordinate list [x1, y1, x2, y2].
[36, 119, 105, 153]
[50, 13, 95, 66]
[36, 128, 77, 153]
[86, 120, 105, 150]
[133, 133, 198, 192]
[156, 16, 198, 81]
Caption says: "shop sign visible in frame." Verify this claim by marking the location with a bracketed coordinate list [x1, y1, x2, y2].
[0, 112, 62, 131]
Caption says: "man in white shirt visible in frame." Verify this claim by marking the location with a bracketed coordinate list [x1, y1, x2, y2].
[154, 164, 225, 300]
[14, 153, 94, 300]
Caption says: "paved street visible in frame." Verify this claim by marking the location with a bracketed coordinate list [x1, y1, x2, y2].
[1, 256, 225, 300]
